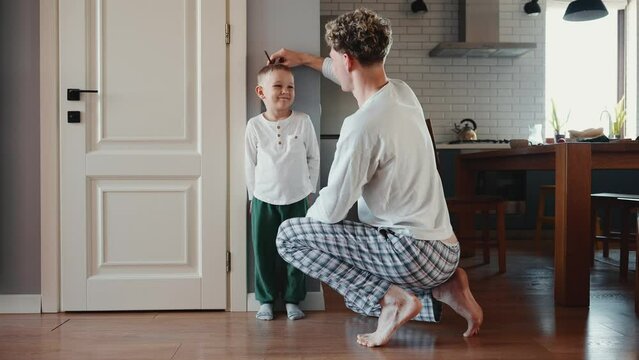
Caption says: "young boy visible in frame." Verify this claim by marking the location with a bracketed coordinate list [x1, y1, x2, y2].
[245, 64, 320, 321]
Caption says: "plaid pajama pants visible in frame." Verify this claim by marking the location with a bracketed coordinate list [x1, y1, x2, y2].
[276, 217, 460, 322]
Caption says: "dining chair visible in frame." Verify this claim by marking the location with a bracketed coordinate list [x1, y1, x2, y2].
[617, 197, 639, 315]
[534, 185, 555, 243]
[591, 193, 639, 280]
[426, 119, 507, 273]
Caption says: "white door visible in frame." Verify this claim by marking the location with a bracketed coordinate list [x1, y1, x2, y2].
[59, 0, 227, 311]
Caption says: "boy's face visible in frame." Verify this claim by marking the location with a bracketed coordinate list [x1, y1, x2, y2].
[256, 70, 295, 113]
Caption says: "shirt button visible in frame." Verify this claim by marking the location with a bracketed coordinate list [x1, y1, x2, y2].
[294, 136, 297, 139]
[276, 125, 280, 129]
[278, 141, 282, 145]
[277, 134, 280, 137]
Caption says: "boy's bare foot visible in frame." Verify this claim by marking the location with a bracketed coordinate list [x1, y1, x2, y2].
[432, 268, 483, 337]
[356, 285, 422, 347]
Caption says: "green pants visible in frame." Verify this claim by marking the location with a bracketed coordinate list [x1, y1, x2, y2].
[251, 197, 307, 304]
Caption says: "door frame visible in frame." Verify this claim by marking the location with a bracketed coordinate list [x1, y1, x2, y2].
[39, 0, 248, 312]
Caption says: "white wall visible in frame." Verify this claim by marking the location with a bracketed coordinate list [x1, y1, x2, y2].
[247, 0, 321, 135]
[320, 0, 546, 142]
[0, 0, 41, 294]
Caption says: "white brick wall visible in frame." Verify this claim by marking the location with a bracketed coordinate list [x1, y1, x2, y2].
[321, 0, 546, 142]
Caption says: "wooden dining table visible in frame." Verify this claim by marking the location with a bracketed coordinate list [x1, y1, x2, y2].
[455, 142, 639, 307]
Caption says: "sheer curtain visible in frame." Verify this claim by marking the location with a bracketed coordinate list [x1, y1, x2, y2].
[545, 1, 627, 138]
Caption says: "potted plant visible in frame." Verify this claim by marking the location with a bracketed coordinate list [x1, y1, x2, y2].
[610, 95, 626, 139]
[550, 98, 569, 143]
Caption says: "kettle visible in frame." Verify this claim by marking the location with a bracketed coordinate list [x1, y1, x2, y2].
[453, 118, 478, 141]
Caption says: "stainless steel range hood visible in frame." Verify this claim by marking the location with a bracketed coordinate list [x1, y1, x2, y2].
[429, 0, 536, 58]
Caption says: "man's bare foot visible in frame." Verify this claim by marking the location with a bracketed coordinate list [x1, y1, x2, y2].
[356, 285, 422, 347]
[432, 268, 483, 337]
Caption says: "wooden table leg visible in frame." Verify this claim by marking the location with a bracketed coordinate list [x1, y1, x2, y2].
[497, 201, 506, 273]
[554, 144, 592, 307]
[635, 210, 638, 315]
[620, 206, 630, 280]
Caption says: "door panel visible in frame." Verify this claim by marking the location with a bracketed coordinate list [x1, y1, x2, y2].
[60, 0, 227, 311]
[94, 0, 196, 145]
[87, 278, 201, 310]
[91, 180, 197, 273]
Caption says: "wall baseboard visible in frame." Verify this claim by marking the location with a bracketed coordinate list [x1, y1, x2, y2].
[0, 295, 41, 313]
[247, 291, 325, 311]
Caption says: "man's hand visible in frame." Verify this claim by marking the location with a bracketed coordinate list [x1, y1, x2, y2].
[270, 48, 324, 72]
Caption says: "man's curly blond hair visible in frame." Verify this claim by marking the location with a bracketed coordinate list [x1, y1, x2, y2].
[324, 8, 392, 66]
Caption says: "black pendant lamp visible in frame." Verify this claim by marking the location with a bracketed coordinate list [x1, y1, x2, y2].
[524, 0, 541, 16]
[563, 0, 609, 21]
[411, 0, 428, 13]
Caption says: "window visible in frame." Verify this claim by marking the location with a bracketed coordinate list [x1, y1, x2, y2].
[545, 1, 631, 138]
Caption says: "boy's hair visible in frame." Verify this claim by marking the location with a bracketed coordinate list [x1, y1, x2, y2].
[324, 8, 392, 66]
[257, 63, 293, 85]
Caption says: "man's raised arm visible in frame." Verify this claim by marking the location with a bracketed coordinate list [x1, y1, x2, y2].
[270, 48, 324, 72]
[271, 48, 340, 85]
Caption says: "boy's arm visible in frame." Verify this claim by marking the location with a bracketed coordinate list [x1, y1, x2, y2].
[244, 122, 257, 201]
[305, 116, 320, 192]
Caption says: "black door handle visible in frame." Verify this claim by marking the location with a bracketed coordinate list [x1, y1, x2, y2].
[67, 88, 98, 101]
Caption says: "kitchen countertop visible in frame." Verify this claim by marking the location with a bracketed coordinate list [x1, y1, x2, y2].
[436, 143, 511, 150]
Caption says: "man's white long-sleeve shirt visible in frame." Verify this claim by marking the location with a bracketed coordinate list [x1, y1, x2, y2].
[245, 111, 320, 205]
[307, 59, 453, 241]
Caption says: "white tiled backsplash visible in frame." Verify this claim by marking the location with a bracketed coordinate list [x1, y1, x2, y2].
[321, 0, 546, 143]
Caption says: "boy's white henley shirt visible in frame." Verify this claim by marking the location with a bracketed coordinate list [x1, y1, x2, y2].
[245, 111, 320, 205]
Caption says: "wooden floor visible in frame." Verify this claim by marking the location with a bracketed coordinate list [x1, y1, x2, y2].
[1, 241, 637, 360]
